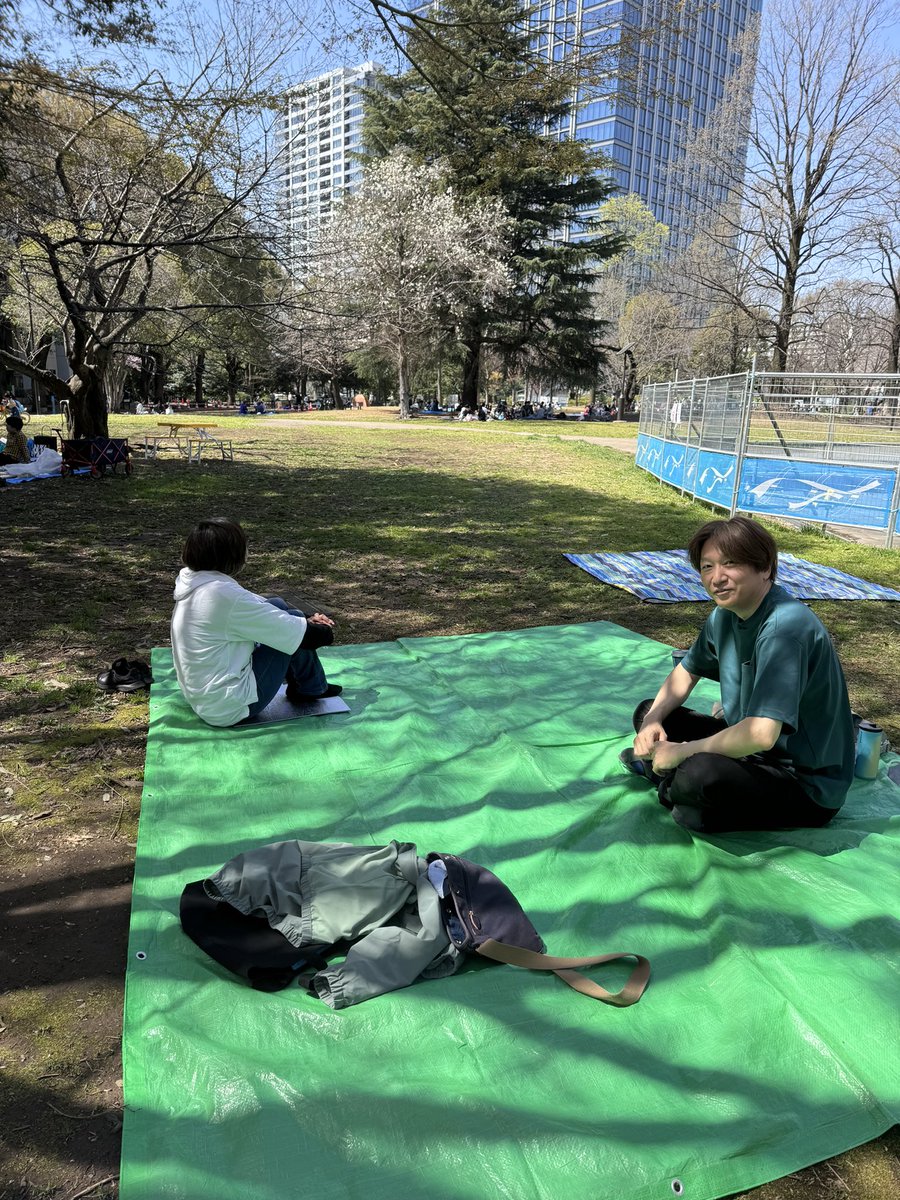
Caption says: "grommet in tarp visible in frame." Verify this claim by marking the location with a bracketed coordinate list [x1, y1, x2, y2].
[135, 951, 147, 960]
[671, 1180, 684, 1196]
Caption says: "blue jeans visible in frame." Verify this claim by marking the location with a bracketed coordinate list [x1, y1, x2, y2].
[245, 598, 327, 718]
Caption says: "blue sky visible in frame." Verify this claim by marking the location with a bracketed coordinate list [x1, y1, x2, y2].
[20, 0, 400, 87]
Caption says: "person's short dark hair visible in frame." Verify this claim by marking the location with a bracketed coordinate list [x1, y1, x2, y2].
[5, 414, 23, 432]
[182, 518, 247, 575]
[688, 516, 778, 582]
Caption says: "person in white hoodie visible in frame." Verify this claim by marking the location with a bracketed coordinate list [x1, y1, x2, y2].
[171, 517, 341, 726]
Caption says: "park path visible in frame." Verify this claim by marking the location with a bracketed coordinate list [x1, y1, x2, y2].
[261, 417, 889, 548]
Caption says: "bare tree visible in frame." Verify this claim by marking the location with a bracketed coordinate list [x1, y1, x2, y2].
[789, 280, 885, 374]
[0, 0, 305, 436]
[592, 194, 670, 412]
[857, 121, 900, 373]
[616, 291, 690, 404]
[676, 0, 896, 371]
[688, 304, 768, 378]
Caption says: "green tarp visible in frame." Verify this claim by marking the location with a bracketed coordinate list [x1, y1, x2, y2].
[121, 622, 900, 1200]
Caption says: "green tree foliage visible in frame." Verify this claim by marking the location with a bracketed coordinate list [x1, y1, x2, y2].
[598, 193, 669, 280]
[362, 0, 625, 405]
[0, 0, 155, 49]
[617, 290, 686, 404]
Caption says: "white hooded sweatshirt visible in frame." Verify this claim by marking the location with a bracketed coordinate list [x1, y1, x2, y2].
[171, 569, 307, 726]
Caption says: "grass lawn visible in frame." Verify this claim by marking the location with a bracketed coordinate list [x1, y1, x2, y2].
[1, 414, 898, 1200]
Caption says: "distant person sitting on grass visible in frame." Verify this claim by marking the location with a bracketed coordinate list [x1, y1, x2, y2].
[621, 516, 855, 833]
[0, 414, 30, 465]
[171, 517, 341, 727]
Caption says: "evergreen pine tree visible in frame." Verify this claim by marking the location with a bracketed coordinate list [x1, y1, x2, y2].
[363, 0, 626, 404]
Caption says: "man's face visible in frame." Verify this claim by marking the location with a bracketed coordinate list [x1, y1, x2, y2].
[698, 543, 772, 619]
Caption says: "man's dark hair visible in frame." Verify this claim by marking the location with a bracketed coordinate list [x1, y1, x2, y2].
[5, 414, 23, 432]
[182, 518, 247, 575]
[688, 516, 778, 582]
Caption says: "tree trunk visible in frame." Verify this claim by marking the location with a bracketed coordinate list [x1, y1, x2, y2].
[397, 344, 411, 418]
[135, 348, 155, 406]
[69, 368, 109, 438]
[460, 333, 482, 409]
[329, 377, 340, 409]
[772, 236, 802, 372]
[729, 316, 743, 374]
[194, 349, 206, 408]
[153, 352, 168, 410]
[621, 349, 637, 412]
[225, 352, 241, 405]
[103, 355, 128, 413]
[887, 287, 900, 375]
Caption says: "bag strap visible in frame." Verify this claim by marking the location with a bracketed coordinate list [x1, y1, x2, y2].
[475, 938, 651, 1008]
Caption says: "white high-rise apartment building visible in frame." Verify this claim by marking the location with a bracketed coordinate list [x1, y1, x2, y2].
[279, 62, 382, 269]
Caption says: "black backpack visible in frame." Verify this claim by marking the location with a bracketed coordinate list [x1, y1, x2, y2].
[180, 881, 334, 993]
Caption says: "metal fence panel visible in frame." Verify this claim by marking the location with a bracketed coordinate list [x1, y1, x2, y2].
[637, 371, 900, 546]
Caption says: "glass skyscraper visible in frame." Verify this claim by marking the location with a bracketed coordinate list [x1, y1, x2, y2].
[535, 0, 762, 244]
[279, 62, 382, 269]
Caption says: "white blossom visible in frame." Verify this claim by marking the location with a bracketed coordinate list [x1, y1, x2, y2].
[316, 150, 510, 415]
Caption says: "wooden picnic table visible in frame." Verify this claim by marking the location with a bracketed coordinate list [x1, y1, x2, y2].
[158, 421, 220, 436]
[140, 422, 233, 464]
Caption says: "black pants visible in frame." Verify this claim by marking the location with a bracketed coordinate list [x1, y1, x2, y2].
[631, 700, 836, 833]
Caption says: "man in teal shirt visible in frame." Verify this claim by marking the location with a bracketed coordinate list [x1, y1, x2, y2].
[623, 517, 856, 832]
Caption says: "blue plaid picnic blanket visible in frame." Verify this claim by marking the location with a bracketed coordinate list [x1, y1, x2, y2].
[565, 549, 900, 603]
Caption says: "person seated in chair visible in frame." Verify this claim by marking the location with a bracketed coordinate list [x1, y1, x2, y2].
[171, 517, 341, 727]
[0, 414, 30, 465]
[621, 516, 855, 833]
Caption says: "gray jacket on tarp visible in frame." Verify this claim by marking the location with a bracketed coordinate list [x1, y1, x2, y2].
[204, 839, 461, 1009]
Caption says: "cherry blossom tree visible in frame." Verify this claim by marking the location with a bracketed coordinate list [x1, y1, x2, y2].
[313, 151, 510, 418]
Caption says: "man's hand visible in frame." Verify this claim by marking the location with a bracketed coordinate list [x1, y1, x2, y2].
[633, 720, 667, 759]
[308, 612, 335, 627]
[650, 740, 689, 773]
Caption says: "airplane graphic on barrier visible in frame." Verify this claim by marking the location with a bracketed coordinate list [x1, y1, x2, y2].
[744, 476, 882, 511]
[787, 478, 882, 511]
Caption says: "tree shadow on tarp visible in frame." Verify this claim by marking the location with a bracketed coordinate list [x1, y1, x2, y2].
[110, 1040, 899, 1200]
